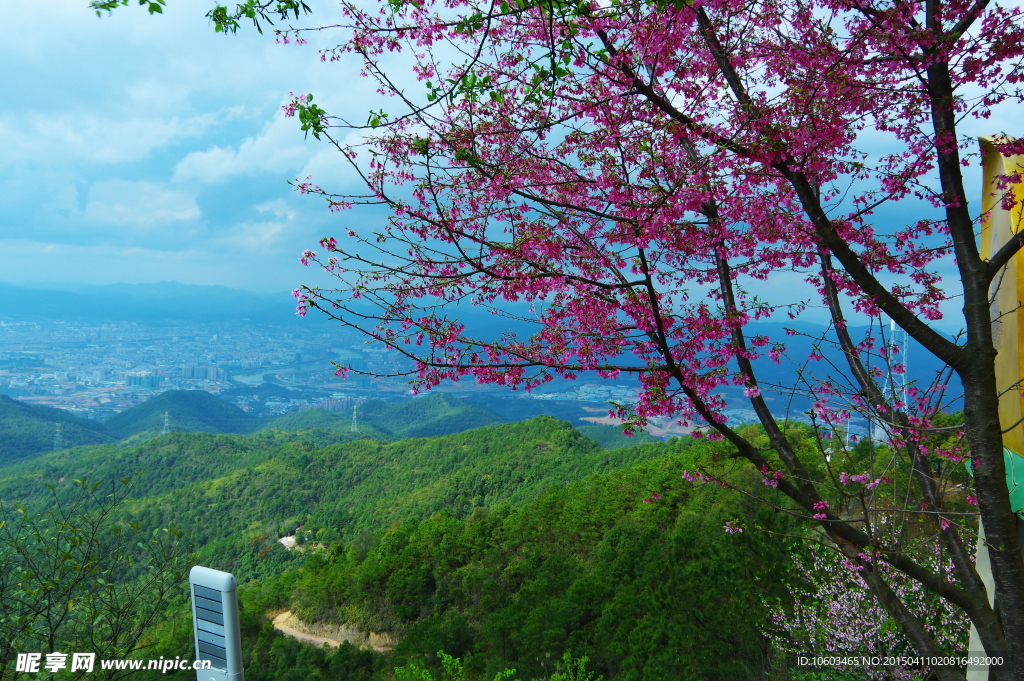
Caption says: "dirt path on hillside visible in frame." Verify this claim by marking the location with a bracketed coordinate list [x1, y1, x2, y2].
[271, 610, 399, 652]
[272, 611, 342, 648]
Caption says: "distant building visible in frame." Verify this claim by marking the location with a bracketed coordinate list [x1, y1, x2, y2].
[126, 373, 161, 389]
[319, 396, 355, 412]
[180, 365, 222, 380]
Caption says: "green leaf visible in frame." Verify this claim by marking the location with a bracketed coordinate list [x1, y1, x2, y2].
[879, 618, 899, 636]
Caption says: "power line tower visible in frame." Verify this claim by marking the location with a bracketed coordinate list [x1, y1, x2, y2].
[351, 404, 358, 433]
[53, 422, 62, 452]
[883, 317, 909, 408]
[872, 318, 910, 441]
[162, 411, 170, 435]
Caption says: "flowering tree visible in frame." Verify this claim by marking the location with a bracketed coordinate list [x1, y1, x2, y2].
[105, 0, 1024, 676]
[769, 538, 969, 679]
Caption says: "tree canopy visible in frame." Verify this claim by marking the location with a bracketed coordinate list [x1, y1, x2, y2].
[273, 0, 1024, 675]
[95, 0, 1024, 676]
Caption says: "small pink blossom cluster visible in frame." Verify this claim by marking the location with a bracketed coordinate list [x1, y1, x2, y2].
[838, 471, 890, 489]
[641, 492, 662, 504]
[274, 29, 308, 45]
[760, 465, 783, 488]
[681, 470, 728, 488]
[281, 92, 308, 118]
[723, 520, 743, 534]
[293, 175, 322, 195]
[291, 288, 310, 317]
[812, 500, 829, 519]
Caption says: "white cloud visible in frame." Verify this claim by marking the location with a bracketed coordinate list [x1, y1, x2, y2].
[126, 80, 190, 111]
[298, 137, 364, 189]
[222, 220, 289, 254]
[0, 238, 335, 292]
[0, 112, 217, 167]
[256, 198, 298, 221]
[173, 117, 312, 183]
[208, 199, 306, 254]
[85, 181, 200, 226]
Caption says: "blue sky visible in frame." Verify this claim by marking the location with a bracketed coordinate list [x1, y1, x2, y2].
[1, 0, 391, 293]
[1, 0, 1018, 336]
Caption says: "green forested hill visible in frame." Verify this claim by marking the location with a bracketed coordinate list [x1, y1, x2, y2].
[3, 383, 940, 681]
[1, 408, 821, 681]
[358, 392, 505, 438]
[261, 408, 389, 438]
[124, 416, 667, 579]
[0, 428, 378, 508]
[459, 393, 596, 424]
[104, 389, 258, 438]
[0, 394, 113, 466]
[234, 439, 798, 681]
[0, 416, 667, 583]
[576, 425, 659, 449]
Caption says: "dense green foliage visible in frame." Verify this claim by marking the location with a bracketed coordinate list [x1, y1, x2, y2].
[104, 389, 258, 438]
[2, 415, 707, 681]
[0, 429, 344, 507]
[459, 394, 594, 425]
[0, 394, 113, 466]
[128, 417, 668, 582]
[575, 425, 659, 449]
[232, 439, 797, 680]
[0, 478, 191, 681]
[3, 394, 945, 680]
[261, 408, 369, 433]
[0, 416, 667, 585]
[357, 393, 505, 439]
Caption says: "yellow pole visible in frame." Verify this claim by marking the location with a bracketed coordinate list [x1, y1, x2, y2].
[979, 136, 1024, 455]
[969, 136, 1024, 680]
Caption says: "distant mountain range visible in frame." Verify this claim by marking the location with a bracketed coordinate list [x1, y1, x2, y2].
[0, 389, 627, 466]
[0, 279, 959, 437]
[0, 394, 114, 466]
[105, 389, 259, 440]
[259, 393, 504, 439]
[0, 281, 299, 323]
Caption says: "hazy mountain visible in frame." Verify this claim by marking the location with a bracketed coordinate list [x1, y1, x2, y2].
[0, 281, 298, 323]
[357, 392, 506, 438]
[261, 408, 389, 439]
[0, 394, 114, 466]
[105, 389, 259, 439]
[0, 277, 957, 422]
[577, 424, 660, 448]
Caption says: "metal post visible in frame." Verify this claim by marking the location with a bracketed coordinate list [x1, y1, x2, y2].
[189, 566, 244, 681]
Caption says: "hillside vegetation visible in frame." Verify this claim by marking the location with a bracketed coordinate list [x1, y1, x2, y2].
[228, 438, 799, 681]
[0, 416, 667, 582]
[104, 389, 259, 439]
[2, 403, 949, 681]
[0, 394, 113, 466]
[575, 425, 659, 449]
[356, 392, 506, 438]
